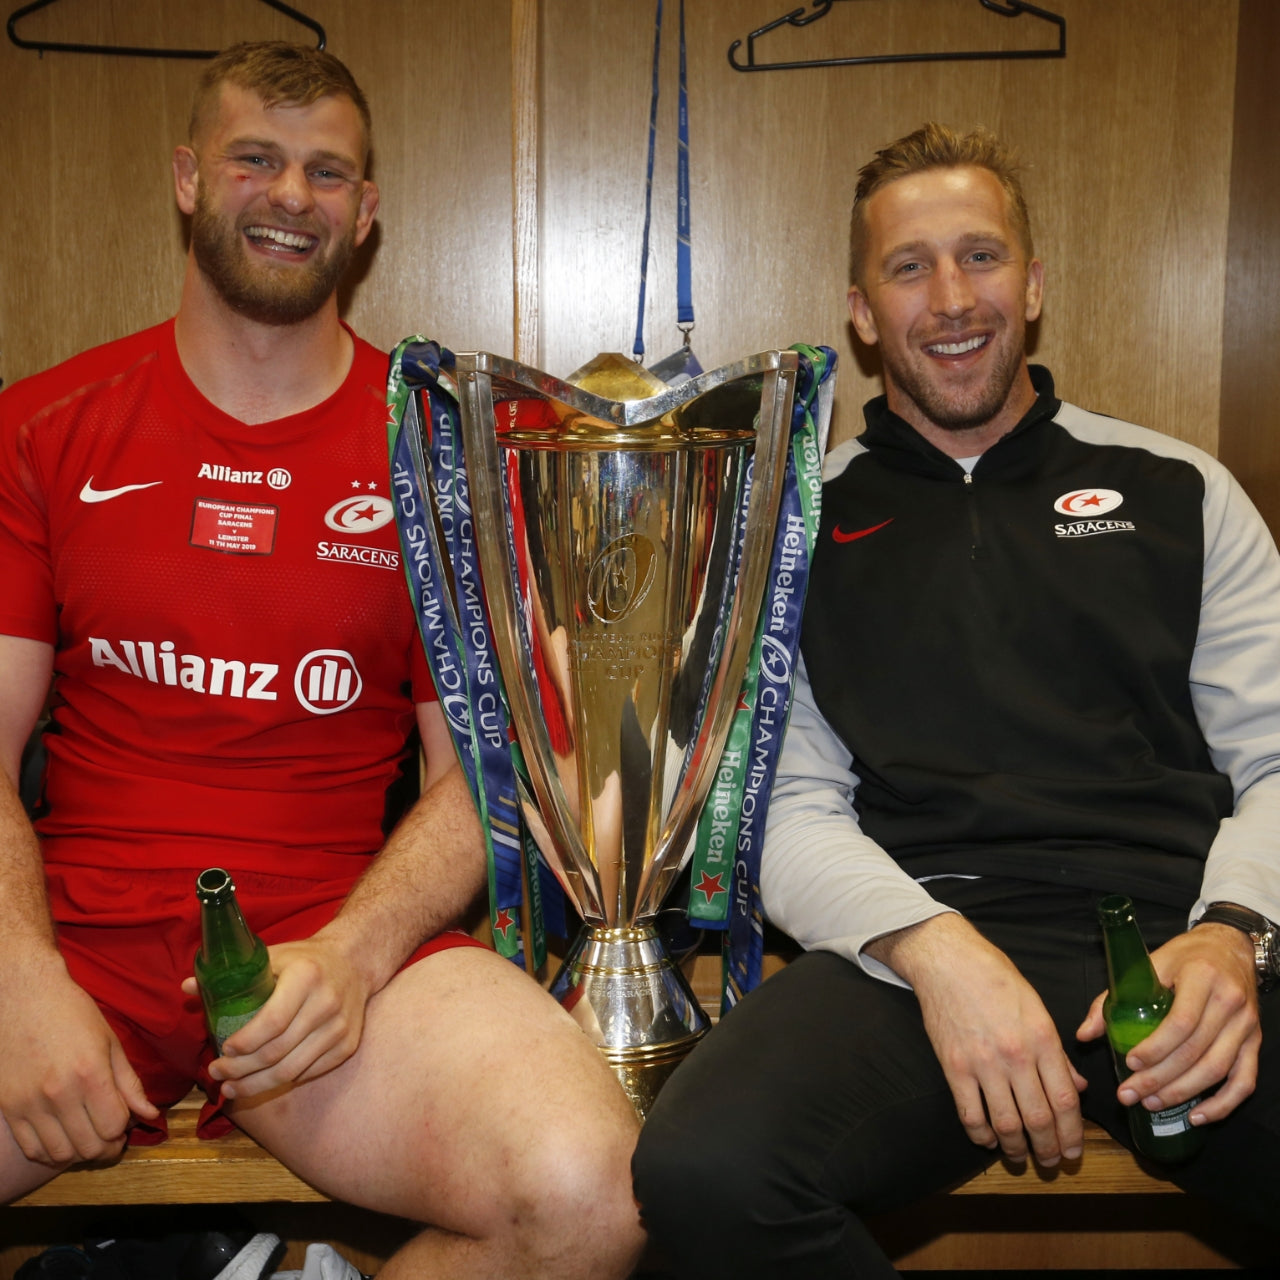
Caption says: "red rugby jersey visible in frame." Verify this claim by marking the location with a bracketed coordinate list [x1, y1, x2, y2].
[0, 321, 436, 873]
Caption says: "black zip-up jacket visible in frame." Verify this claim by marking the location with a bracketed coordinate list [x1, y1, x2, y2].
[762, 368, 1280, 975]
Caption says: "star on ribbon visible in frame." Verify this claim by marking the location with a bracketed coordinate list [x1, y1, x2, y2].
[694, 870, 727, 903]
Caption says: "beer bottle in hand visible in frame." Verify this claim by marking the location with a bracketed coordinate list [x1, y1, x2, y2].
[1098, 894, 1204, 1162]
[194, 867, 275, 1055]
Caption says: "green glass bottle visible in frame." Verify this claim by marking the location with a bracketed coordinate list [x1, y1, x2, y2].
[1098, 894, 1204, 1163]
[194, 867, 275, 1055]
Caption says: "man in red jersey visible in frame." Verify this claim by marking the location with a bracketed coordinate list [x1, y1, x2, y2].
[0, 42, 643, 1280]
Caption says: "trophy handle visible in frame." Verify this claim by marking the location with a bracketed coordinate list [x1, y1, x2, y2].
[455, 356, 608, 921]
[635, 359, 798, 915]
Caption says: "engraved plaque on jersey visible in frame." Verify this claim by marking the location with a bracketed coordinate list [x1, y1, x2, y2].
[190, 499, 279, 555]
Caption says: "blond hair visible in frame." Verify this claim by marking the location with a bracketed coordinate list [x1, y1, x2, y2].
[189, 41, 371, 164]
[850, 123, 1031, 286]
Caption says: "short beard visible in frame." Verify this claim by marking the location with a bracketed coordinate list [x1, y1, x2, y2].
[886, 322, 1026, 432]
[190, 188, 355, 326]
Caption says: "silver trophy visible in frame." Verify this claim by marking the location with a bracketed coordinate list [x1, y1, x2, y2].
[452, 349, 799, 1115]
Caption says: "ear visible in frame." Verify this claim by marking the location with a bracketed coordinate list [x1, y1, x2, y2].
[1024, 257, 1044, 323]
[173, 146, 199, 217]
[353, 180, 380, 248]
[848, 284, 880, 346]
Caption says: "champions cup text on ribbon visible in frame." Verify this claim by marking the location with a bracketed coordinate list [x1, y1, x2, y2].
[385, 338, 547, 970]
[688, 344, 836, 1012]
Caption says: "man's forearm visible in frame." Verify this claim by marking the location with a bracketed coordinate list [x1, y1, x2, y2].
[863, 910, 979, 988]
[0, 773, 62, 973]
[0, 634, 58, 964]
[315, 763, 488, 995]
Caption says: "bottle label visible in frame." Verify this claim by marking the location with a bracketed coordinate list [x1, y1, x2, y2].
[212, 1010, 258, 1055]
[1149, 1097, 1199, 1137]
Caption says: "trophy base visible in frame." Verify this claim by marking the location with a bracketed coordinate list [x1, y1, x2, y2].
[549, 922, 711, 1119]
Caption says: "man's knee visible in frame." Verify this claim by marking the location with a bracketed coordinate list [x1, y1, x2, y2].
[489, 1091, 644, 1279]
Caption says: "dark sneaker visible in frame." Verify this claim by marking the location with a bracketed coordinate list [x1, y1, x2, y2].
[83, 1225, 283, 1280]
[14, 1246, 92, 1279]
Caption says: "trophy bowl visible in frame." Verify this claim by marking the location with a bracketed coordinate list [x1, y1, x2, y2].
[445, 349, 799, 1115]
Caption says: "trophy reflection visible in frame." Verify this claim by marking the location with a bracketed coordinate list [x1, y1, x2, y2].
[452, 348, 799, 1115]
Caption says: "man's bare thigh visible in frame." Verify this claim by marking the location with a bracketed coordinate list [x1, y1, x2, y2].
[227, 945, 636, 1236]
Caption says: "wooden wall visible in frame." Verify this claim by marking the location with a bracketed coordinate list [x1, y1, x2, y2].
[0, 0, 1252, 466]
[1218, 0, 1280, 532]
[539, 0, 1239, 456]
[0, 0, 516, 382]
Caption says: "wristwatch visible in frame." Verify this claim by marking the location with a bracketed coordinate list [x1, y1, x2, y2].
[1194, 902, 1280, 991]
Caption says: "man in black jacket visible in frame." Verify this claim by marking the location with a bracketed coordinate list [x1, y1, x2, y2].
[633, 122, 1280, 1278]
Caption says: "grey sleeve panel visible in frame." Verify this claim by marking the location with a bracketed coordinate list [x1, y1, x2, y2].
[1054, 402, 1280, 922]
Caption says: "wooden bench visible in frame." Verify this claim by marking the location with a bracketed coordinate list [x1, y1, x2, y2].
[6, 1095, 1179, 1208]
[1, 949, 1270, 1275]
[10, 1092, 322, 1209]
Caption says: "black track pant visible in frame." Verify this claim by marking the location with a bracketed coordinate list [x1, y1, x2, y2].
[632, 878, 1280, 1278]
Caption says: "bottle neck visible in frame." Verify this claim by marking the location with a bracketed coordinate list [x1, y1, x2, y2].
[1100, 899, 1165, 1005]
[200, 893, 259, 963]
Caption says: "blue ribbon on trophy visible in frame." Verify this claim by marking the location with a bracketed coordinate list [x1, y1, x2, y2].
[386, 340, 554, 969]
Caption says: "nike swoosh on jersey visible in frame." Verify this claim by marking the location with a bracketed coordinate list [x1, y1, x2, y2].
[79, 477, 164, 503]
[832, 518, 893, 543]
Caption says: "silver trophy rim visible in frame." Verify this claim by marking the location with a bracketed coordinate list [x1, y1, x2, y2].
[453, 348, 796, 429]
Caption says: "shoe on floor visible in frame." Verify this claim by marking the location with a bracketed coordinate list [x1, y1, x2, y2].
[83, 1227, 284, 1280]
[14, 1245, 92, 1279]
[209, 1233, 288, 1280]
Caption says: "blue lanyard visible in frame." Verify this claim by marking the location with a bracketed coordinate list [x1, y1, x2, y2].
[633, 0, 693, 362]
[675, 0, 693, 330]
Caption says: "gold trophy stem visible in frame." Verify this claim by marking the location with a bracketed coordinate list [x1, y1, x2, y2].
[549, 922, 709, 1118]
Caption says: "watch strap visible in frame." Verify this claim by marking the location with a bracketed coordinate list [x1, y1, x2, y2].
[1196, 902, 1279, 988]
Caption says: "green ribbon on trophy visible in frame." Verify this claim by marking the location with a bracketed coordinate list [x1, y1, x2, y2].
[687, 343, 834, 1011]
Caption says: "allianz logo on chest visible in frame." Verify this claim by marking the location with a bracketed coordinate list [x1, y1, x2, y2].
[87, 638, 363, 715]
[197, 463, 292, 489]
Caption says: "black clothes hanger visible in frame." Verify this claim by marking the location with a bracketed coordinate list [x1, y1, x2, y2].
[728, 0, 1065, 72]
[7, 0, 325, 58]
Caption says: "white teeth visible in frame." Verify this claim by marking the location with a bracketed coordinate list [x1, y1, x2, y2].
[245, 225, 314, 250]
[928, 335, 986, 356]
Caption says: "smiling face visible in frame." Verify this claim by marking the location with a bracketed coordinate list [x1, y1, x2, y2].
[848, 165, 1043, 455]
[174, 84, 378, 326]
